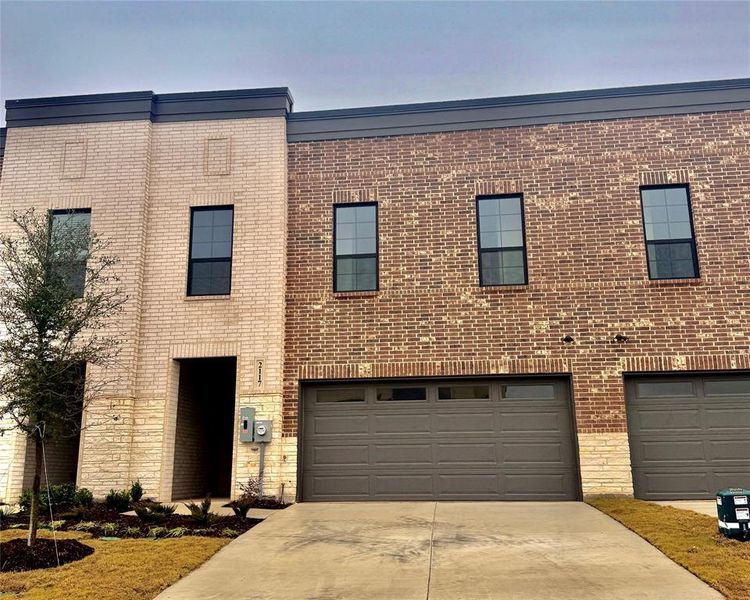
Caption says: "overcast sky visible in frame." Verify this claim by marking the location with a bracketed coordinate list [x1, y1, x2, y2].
[1, 1, 749, 125]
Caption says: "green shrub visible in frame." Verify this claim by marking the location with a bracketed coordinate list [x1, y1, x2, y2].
[130, 480, 144, 503]
[224, 496, 254, 519]
[221, 528, 239, 537]
[71, 521, 97, 531]
[147, 526, 168, 539]
[105, 489, 131, 512]
[75, 487, 94, 508]
[165, 526, 189, 538]
[124, 526, 142, 537]
[0, 504, 19, 518]
[101, 522, 118, 534]
[40, 520, 66, 530]
[133, 500, 176, 522]
[184, 495, 219, 526]
[19, 483, 78, 511]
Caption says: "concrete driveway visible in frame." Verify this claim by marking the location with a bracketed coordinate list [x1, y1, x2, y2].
[157, 502, 721, 600]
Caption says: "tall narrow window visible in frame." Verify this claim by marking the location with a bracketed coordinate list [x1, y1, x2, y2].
[50, 209, 91, 298]
[188, 206, 233, 296]
[334, 203, 378, 292]
[640, 186, 699, 279]
[477, 195, 527, 285]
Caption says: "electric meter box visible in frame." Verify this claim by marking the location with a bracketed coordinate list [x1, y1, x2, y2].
[716, 488, 750, 539]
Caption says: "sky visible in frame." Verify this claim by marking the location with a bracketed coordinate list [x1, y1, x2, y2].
[0, 1, 749, 125]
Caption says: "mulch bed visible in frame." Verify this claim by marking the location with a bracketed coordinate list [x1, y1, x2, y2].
[1, 538, 94, 572]
[1, 504, 265, 539]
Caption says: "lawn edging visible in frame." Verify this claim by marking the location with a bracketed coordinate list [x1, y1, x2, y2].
[587, 496, 750, 600]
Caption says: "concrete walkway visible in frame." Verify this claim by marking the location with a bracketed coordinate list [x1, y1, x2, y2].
[157, 502, 722, 600]
[653, 500, 717, 517]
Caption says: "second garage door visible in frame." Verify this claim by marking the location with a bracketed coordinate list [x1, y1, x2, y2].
[626, 374, 750, 500]
[301, 378, 579, 501]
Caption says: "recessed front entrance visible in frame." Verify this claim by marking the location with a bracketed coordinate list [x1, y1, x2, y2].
[171, 357, 236, 500]
[300, 377, 579, 501]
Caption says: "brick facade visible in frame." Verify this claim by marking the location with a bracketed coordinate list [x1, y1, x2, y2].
[0, 82, 747, 502]
[0, 116, 289, 501]
[284, 110, 750, 495]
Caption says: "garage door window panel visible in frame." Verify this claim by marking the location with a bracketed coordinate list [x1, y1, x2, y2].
[377, 387, 427, 401]
[438, 385, 491, 400]
[640, 186, 699, 280]
[316, 389, 366, 403]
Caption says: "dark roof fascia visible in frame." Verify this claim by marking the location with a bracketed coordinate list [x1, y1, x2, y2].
[287, 78, 750, 142]
[4, 88, 293, 128]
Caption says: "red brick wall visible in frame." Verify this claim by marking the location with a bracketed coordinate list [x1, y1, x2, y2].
[284, 110, 750, 436]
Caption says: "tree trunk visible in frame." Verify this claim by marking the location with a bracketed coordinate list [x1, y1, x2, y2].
[27, 435, 43, 547]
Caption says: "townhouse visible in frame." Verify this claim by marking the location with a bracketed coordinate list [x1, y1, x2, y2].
[0, 78, 748, 503]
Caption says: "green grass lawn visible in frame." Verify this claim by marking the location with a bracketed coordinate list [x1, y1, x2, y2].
[0, 529, 229, 599]
[588, 496, 750, 600]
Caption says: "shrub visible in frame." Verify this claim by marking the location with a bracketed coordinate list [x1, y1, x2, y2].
[147, 526, 168, 539]
[221, 528, 239, 537]
[133, 500, 176, 522]
[124, 526, 142, 537]
[71, 521, 97, 531]
[75, 487, 94, 508]
[130, 480, 144, 503]
[105, 489, 131, 512]
[224, 496, 254, 519]
[165, 526, 189, 538]
[184, 495, 219, 526]
[0, 504, 19, 518]
[101, 522, 118, 534]
[19, 482, 78, 511]
[40, 520, 66, 530]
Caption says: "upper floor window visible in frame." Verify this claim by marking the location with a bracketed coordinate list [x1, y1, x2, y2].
[188, 206, 233, 296]
[477, 195, 527, 286]
[50, 209, 91, 298]
[640, 186, 698, 280]
[334, 203, 378, 292]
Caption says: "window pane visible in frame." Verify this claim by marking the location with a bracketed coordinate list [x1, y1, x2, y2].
[481, 250, 525, 285]
[317, 388, 366, 403]
[438, 385, 490, 400]
[501, 384, 555, 399]
[377, 387, 427, 401]
[636, 381, 695, 398]
[334, 205, 378, 291]
[704, 380, 750, 396]
[642, 187, 692, 242]
[189, 259, 231, 296]
[478, 197, 526, 288]
[647, 242, 696, 279]
[51, 210, 91, 298]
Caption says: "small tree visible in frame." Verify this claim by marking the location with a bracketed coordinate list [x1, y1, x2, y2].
[0, 209, 126, 546]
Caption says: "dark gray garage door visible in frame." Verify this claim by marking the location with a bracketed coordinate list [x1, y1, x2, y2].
[626, 375, 750, 500]
[301, 378, 579, 501]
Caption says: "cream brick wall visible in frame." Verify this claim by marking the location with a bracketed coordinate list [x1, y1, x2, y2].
[578, 432, 634, 496]
[0, 116, 290, 501]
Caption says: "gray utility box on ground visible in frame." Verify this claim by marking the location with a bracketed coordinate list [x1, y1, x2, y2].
[716, 488, 750, 539]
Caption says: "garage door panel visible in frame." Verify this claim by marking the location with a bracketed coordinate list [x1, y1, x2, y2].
[311, 414, 370, 435]
[503, 441, 570, 465]
[627, 374, 750, 500]
[310, 444, 369, 467]
[631, 408, 702, 431]
[499, 410, 568, 434]
[703, 407, 750, 430]
[306, 474, 370, 498]
[373, 474, 434, 496]
[434, 412, 496, 434]
[302, 378, 578, 501]
[371, 443, 433, 466]
[437, 473, 499, 496]
[504, 472, 569, 497]
[435, 442, 498, 465]
[373, 413, 431, 434]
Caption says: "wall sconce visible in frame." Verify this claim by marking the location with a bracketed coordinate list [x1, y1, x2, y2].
[562, 335, 574, 344]
[613, 334, 629, 343]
